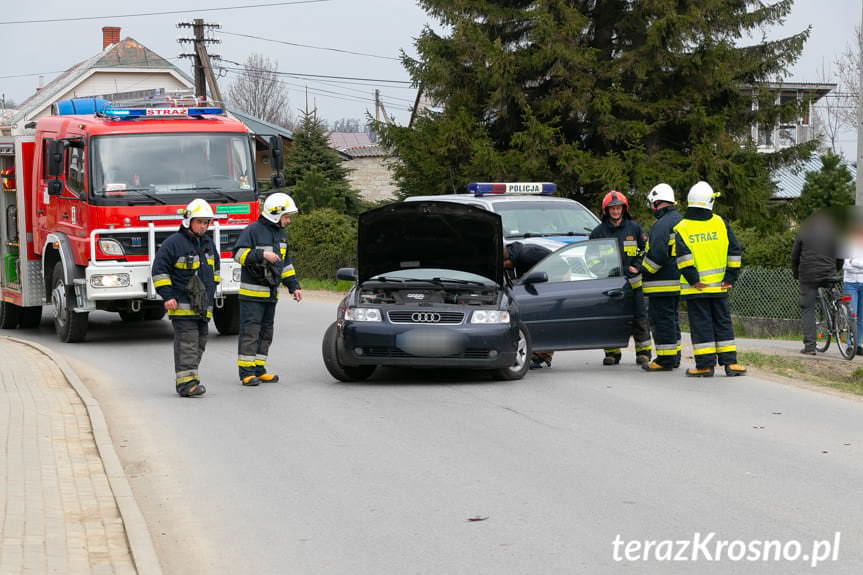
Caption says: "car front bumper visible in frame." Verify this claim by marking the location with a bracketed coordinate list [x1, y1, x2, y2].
[338, 321, 519, 368]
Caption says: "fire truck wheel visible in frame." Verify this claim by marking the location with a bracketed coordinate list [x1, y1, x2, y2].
[0, 301, 21, 329]
[18, 306, 43, 329]
[213, 295, 240, 335]
[51, 262, 88, 343]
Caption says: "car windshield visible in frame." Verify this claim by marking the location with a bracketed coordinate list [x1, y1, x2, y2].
[90, 132, 256, 205]
[371, 268, 497, 286]
[494, 201, 599, 238]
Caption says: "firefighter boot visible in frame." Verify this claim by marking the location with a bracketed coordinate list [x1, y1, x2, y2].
[685, 367, 715, 378]
[241, 376, 262, 387]
[258, 373, 280, 383]
[642, 361, 673, 372]
[724, 364, 747, 377]
[636, 354, 651, 365]
[177, 381, 206, 397]
[603, 349, 621, 366]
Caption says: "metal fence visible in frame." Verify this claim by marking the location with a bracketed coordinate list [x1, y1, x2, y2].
[728, 266, 801, 320]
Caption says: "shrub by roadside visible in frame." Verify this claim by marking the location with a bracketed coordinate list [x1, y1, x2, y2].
[739, 351, 863, 396]
[290, 208, 357, 281]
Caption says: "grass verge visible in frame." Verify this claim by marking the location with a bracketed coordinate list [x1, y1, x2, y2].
[738, 351, 863, 395]
[301, 278, 353, 292]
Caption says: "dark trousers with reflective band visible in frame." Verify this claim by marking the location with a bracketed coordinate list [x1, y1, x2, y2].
[605, 287, 652, 358]
[238, 300, 276, 379]
[172, 318, 208, 386]
[648, 294, 681, 367]
[686, 297, 736, 369]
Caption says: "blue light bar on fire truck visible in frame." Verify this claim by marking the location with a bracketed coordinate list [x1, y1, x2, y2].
[467, 182, 557, 196]
[101, 107, 224, 118]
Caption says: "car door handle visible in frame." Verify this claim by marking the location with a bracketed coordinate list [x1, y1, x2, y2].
[603, 289, 624, 298]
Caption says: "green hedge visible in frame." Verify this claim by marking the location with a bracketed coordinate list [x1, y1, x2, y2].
[289, 208, 357, 281]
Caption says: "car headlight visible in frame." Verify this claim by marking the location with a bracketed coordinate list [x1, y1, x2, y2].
[344, 307, 382, 322]
[90, 273, 130, 288]
[98, 238, 125, 257]
[232, 267, 242, 282]
[471, 310, 510, 324]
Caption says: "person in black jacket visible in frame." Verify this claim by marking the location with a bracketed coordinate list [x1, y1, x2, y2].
[233, 192, 303, 386]
[641, 183, 684, 372]
[791, 209, 843, 354]
[589, 190, 652, 365]
[152, 199, 220, 397]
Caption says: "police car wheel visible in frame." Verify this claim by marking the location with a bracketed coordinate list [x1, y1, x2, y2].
[322, 322, 376, 382]
[492, 323, 531, 381]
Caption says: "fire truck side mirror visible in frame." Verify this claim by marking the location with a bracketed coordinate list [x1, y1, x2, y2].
[269, 136, 284, 172]
[46, 140, 65, 178]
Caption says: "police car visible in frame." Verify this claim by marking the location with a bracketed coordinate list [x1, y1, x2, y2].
[321, 198, 635, 382]
[405, 182, 600, 251]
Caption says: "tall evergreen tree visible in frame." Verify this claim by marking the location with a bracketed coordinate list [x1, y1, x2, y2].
[283, 109, 363, 217]
[796, 153, 855, 221]
[380, 0, 811, 229]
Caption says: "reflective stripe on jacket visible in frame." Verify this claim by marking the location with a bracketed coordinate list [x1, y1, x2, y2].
[151, 226, 220, 319]
[673, 209, 742, 298]
[233, 216, 301, 302]
[642, 206, 683, 296]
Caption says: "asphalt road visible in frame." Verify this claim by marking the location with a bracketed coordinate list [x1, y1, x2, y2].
[11, 294, 863, 575]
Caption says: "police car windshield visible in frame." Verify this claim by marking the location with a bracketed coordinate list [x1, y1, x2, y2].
[372, 269, 496, 286]
[494, 201, 598, 239]
[90, 133, 256, 206]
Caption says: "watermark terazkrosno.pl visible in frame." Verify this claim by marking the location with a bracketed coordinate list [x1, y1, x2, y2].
[612, 532, 841, 567]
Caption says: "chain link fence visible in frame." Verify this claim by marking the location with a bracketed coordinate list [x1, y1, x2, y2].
[729, 266, 800, 320]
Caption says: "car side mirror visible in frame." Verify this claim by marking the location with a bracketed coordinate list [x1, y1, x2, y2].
[521, 270, 548, 285]
[336, 267, 357, 282]
[46, 140, 65, 178]
[47, 180, 64, 196]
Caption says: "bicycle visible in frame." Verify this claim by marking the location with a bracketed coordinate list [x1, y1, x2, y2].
[815, 279, 857, 360]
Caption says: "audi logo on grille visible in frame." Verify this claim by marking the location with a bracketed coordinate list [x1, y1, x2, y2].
[411, 312, 441, 323]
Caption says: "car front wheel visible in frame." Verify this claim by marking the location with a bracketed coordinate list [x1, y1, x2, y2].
[322, 322, 376, 382]
[492, 323, 531, 381]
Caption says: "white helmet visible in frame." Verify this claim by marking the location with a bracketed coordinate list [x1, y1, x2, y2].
[262, 192, 298, 223]
[647, 183, 675, 206]
[181, 198, 215, 228]
[687, 181, 717, 211]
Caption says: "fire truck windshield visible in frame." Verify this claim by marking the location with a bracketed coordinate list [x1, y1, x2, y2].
[90, 132, 256, 205]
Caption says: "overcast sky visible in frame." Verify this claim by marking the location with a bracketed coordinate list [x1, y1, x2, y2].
[1, 0, 859, 157]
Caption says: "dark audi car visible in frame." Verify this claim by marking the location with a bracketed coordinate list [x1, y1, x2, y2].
[322, 201, 635, 382]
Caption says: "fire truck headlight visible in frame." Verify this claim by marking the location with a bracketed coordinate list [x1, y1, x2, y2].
[98, 239, 125, 257]
[90, 274, 130, 288]
[232, 267, 242, 282]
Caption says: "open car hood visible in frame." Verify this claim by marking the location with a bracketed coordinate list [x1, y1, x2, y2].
[358, 201, 504, 284]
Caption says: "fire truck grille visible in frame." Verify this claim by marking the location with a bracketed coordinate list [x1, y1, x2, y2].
[99, 229, 242, 256]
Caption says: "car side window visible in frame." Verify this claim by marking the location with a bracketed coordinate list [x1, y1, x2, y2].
[528, 239, 622, 283]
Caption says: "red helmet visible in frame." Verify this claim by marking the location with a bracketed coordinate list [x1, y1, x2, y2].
[601, 190, 629, 213]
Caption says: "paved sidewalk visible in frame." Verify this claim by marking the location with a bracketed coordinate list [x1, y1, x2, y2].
[0, 338, 137, 574]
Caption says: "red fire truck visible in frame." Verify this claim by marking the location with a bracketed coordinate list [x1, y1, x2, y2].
[0, 97, 281, 342]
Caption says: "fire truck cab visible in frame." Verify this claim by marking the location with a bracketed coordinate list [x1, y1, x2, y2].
[0, 97, 274, 342]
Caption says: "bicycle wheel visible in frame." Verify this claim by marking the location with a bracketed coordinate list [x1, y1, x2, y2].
[814, 295, 830, 353]
[834, 303, 857, 360]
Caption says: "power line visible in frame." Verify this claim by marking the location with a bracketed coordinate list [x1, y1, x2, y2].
[0, 0, 337, 25]
[219, 64, 412, 85]
[221, 30, 400, 61]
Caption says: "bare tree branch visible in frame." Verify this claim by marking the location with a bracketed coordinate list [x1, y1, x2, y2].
[228, 53, 293, 129]
[835, 26, 860, 128]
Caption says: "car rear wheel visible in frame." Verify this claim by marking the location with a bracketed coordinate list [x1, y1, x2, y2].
[492, 323, 531, 381]
[322, 322, 376, 382]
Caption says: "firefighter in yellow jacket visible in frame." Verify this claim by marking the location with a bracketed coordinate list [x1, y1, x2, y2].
[673, 182, 747, 377]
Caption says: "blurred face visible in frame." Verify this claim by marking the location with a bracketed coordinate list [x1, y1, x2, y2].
[607, 204, 624, 221]
[190, 218, 211, 236]
[279, 213, 292, 227]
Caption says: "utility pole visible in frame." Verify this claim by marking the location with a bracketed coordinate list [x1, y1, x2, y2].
[178, 19, 223, 104]
[375, 89, 381, 123]
[858, 1, 863, 205]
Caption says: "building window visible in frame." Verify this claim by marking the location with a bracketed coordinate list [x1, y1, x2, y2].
[757, 124, 773, 148]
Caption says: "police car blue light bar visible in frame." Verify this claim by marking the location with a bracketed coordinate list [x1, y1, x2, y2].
[102, 107, 224, 118]
[467, 182, 557, 196]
